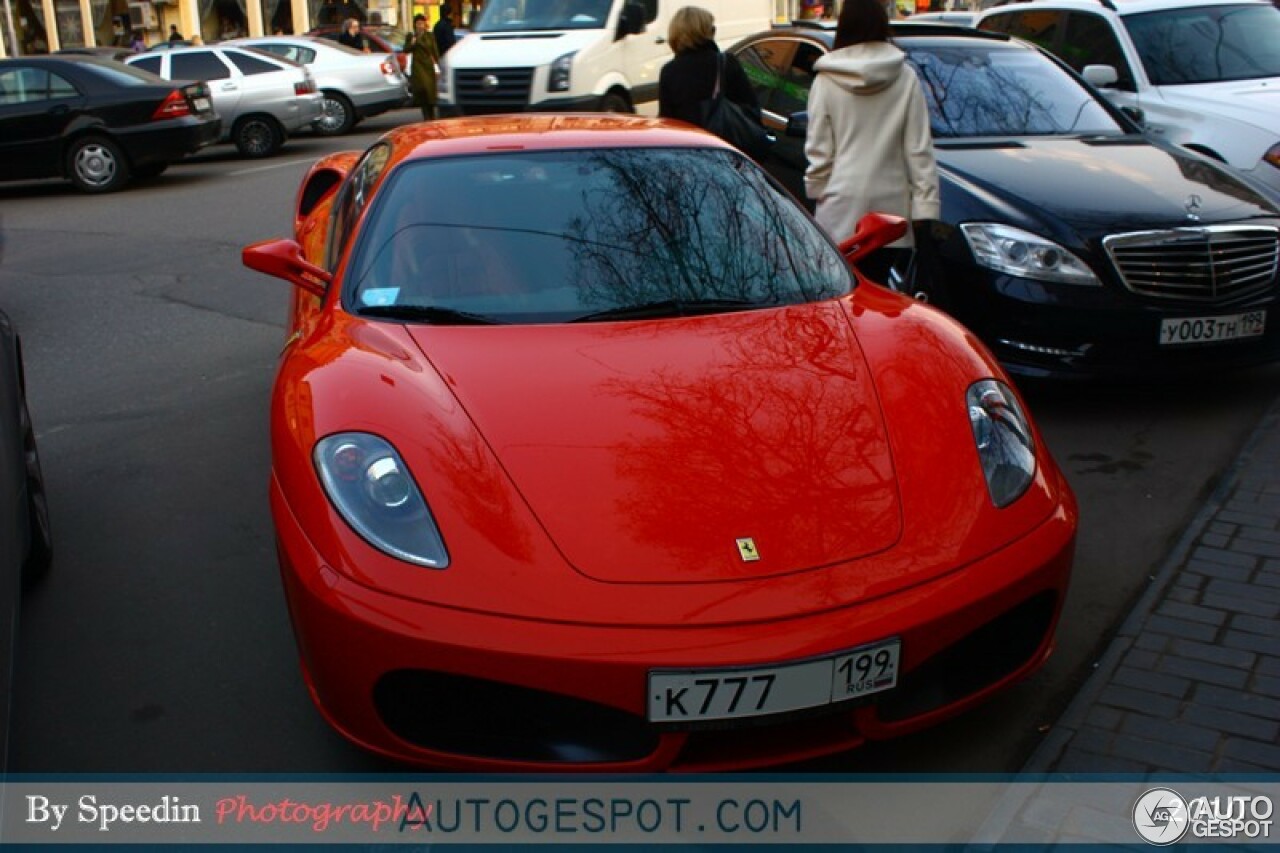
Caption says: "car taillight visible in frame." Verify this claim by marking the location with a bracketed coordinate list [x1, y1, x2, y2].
[152, 89, 192, 120]
[380, 58, 396, 75]
[295, 79, 315, 95]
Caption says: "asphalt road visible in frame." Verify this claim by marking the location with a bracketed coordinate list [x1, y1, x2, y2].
[3, 109, 1279, 773]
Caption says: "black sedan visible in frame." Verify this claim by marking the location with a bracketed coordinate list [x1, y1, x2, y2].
[0, 55, 221, 193]
[0, 303, 51, 770]
[734, 23, 1280, 379]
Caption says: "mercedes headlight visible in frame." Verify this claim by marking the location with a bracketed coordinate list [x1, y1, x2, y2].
[968, 380, 1036, 508]
[961, 223, 1099, 285]
[548, 51, 576, 92]
[314, 432, 449, 568]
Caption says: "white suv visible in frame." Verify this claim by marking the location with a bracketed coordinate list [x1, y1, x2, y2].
[976, 0, 1280, 197]
[127, 46, 324, 157]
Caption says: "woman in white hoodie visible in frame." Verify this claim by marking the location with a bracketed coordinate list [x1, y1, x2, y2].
[805, 0, 940, 281]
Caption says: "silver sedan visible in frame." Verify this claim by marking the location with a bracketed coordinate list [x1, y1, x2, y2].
[229, 36, 411, 136]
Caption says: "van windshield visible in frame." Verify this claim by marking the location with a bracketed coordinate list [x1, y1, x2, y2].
[474, 0, 613, 31]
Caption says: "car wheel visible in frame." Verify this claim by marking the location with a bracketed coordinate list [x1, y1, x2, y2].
[316, 91, 355, 136]
[66, 136, 130, 193]
[600, 91, 632, 113]
[19, 395, 51, 585]
[233, 115, 283, 158]
[133, 162, 169, 180]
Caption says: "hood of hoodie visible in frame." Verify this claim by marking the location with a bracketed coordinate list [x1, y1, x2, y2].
[812, 42, 906, 95]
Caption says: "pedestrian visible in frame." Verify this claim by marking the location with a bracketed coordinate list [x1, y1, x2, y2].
[657, 7, 760, 131]
[129, 28, 146, 51]
[337, 17, 370, 52]
[405, 13, 439, 120]
[434, 3, 457, 55]
[167, 23, 183, 42]
[803, 0, 939, 284]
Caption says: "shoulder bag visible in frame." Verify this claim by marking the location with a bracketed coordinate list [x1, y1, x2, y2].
[699, 53, 773, 161]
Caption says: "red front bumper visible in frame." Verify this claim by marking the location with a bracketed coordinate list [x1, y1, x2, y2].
[272, 474, 1076, 772]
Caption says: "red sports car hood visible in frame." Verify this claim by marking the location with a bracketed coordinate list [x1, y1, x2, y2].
[406, 302, 902, 584]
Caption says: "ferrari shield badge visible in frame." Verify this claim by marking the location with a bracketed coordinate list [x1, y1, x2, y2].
[736, 538, 760, 562]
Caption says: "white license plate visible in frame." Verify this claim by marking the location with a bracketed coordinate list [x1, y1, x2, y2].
[192, 97, 211, 112]
[648, 639, 900, 723]
[1159, 310, 1265, 346]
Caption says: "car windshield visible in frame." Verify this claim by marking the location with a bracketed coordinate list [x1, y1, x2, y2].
[474, 0, 613, 32]
[367, 25, 408, 48]
[1125, 4, 1280, 85]
[906, 41, 1124, 137]
[345, 148, 852, 324]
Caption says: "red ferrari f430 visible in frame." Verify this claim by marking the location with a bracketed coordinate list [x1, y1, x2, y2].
[243, 114, 1077, 771]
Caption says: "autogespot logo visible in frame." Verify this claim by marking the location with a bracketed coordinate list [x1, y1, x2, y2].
[1134, 788, 1190, 846]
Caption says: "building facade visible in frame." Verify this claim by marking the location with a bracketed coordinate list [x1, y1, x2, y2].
[2, 0, 808, 58]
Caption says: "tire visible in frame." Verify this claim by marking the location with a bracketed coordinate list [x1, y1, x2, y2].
[233, 115, 284, 158]
[316, 91, 356, 136]
[133, 162, 169, 180]
[19, 395, 51, 585]
[66, 135, 130, 193]
[600, 91, 632, 113]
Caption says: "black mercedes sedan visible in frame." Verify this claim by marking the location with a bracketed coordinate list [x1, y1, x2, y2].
[0, 55, 221, 193]
[733, 23, 1280, 379]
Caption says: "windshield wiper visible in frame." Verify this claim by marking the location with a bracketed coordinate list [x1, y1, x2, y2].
[570, 298, 769, 323]
[359, 304, 504, 325]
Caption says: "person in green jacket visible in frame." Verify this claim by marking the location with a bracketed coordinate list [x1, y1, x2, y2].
[405, 14, 440, 120]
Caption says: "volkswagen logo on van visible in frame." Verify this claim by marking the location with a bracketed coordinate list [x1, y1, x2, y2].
[481, 74, 500, 92]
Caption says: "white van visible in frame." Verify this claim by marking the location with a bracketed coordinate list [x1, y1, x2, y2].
[438, 0, 776, 115]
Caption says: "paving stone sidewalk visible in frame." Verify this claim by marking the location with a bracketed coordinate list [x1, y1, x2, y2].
[1026, 392, 1280, 775]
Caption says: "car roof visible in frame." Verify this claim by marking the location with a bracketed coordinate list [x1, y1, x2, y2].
[127, 43, 304, 66]
[980, 0, 1271, 15]
[381, 115, 734, 168]
[748, 20, 1015, 45]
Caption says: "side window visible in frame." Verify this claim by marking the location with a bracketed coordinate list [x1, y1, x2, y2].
[172, 51, 232, 80]
[328, 144, 394, 272]
[639, 0, 657, 24]
[992, 10, 1064, 52]
[47, 72, 78, 99]
[1064, 12, 1135, 89]
[776, 43, 822, 117]
[296, 47, 316, 64]
[0, 68, 47, 104]
[226, 50, 285, 75]
[734, 39, 823, 119]
[130, 55, 163, 75]
[254, 43, 293, 60]
[734, 41, 792, 114]
[0, 68, 76, 104]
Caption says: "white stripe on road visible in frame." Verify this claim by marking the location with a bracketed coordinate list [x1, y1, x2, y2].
[229, 158, 319, 176]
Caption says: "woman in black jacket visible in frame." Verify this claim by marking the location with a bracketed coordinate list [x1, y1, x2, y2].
[657, 6, 761, 129]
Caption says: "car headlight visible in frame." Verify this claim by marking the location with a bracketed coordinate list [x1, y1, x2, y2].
[548, 51, 576, 93]
[967, 380, 1036, 508]
[314, 432, 449, 568]
[961, 223, 1100, 285]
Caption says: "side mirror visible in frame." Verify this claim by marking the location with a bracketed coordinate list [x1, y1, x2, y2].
[243, 238, 332, 297]
[616, 2, 645, 38]
[1082, 64, 1118, 88]
[838, 213, 909, 264]
[785, 110, 808, 138]
[1119, 105, 1145, 127]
